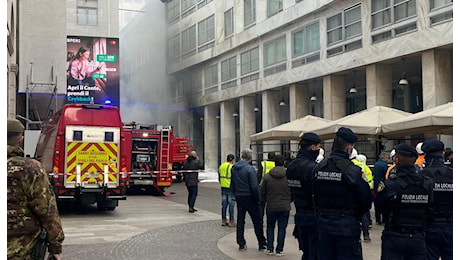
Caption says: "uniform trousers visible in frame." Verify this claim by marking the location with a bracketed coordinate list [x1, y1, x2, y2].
[381, 230, 426, 260]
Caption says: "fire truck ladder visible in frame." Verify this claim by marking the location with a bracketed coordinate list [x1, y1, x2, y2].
[159, 126, 172, 174]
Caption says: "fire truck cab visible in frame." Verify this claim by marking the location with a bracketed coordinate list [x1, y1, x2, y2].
[35, 103, 128, 211]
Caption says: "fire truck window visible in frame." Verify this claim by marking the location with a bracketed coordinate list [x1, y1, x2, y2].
[105, 132, 114, 142]
[73, 130, 83, 141]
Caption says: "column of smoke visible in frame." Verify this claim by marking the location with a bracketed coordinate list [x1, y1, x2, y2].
[119, 1, 180, 126]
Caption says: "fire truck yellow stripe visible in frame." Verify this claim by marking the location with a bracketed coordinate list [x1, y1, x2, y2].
[66, 142, 119, 183]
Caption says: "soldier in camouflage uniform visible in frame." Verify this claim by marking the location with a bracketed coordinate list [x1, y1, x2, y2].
[7, 119, 65, 260]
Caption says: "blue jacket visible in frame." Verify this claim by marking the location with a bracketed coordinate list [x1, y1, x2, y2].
[230, 160, 261, 203]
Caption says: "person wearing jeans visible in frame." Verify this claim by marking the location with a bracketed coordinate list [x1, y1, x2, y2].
[230, 148, 267, 251]
[219, 154, 236, 226]
[260, 155, 291, 256]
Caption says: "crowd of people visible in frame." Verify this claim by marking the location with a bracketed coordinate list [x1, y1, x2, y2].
[8, 115, 452, 260]
[218, 127, 453, 259]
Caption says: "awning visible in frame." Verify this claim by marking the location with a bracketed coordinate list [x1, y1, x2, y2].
[250, 115, 331, 142]
[381, 102, 453, 137]
[310, 106, 412, 140]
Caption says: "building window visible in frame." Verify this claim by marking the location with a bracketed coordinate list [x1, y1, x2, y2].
[292, 21, 320, 57]
[327, 4, 361, 46]
[244, 0, 256, 27]
[224, 8, 234, 37]
[267, 0, 283, 17]
[181, 25, 196, 59]
[241, 47, 259, 76]
[198, 0, 213, 9]
[205, 63, 218, 93]
[167, 34, 180, 62]
[429, 0, 452, 26]
[264, 36, 286, 67]
[430, 0, 453, 9]
[77, 0, 97, 26]
[221, 56, 237, 82]
[181, 0, 198, 18]
[371, 0, 416, 30]
[198, 15, 215, 52]
[371, 0, 417, 43]
[167, 0, 180, 24]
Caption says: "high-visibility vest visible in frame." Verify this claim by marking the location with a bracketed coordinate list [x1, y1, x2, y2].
[352, 159, 374, 189]
[219, 162, 232, 188]
[260, 160, 275, 185]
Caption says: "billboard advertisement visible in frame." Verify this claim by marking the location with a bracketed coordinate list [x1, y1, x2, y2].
[67, 36, 120, 105]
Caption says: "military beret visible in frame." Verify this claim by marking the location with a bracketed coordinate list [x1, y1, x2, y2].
[395, 143, 418, 157]
[7, 119, 25, 133]
[421, 140, 444, 154]
[336, 127, 358, 144]
[301, 132, 321, 143]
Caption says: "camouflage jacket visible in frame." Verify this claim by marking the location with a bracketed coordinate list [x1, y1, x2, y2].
[7, 145, 65, 259]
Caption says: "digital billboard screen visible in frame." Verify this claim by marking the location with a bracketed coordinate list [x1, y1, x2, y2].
[67, 36, 120, 106]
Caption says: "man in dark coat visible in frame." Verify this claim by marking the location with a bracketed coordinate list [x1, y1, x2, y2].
[375, 143, 434, 260]
[312, 127, 372, 260]
[420, 140, 453, 260]
[230, 148, 267, 251]
[182, 150, 204, 213]
[286, 132, 322, 260]
[260, 154, 291, 256]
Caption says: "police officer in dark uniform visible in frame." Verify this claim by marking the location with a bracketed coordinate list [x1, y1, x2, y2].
[375, 143, 434, 260]
[312, 127, 372, 260]
[286, 132, 322, 260]
[419, 140, 453, 260]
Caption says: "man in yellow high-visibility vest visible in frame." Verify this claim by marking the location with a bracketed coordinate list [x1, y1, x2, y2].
[219, 154, 236, 227]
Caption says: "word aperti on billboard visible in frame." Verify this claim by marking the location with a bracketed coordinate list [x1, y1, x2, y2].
[67, 36, 120, 105]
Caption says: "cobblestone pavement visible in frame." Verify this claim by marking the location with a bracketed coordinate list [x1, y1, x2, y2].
[61, 220, 234, 260]
[59, 182, 383, 260]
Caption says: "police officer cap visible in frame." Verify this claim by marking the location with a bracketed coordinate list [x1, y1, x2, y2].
[395, 143, 418, 157]
[227, 154, 235, 161]
[7, 119, 25, 133]
[336, 127, 358, 143]
[301, 132, 321, 143]
[421, 140, 444, 154]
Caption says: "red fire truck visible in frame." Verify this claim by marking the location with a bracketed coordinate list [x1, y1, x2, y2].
[34, 103, 129, 211]
[122, 122, 192, 194]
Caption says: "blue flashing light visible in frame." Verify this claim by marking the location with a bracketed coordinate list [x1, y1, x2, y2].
[104, 99, 112, 105]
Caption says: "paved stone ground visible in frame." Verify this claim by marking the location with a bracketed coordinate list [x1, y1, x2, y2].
[59, 182, 384, 260]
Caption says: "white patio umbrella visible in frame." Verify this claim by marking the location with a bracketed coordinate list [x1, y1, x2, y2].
[250, 115, 331, 142]
[381, 102, 453, 137]
[310, 106, 412, 140]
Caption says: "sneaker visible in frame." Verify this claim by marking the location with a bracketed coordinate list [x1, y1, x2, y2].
[363, 236, 371, 243]
[258, 244, 267, 251]
[276, 252, 285, 257]
[264, 249, 274, 255]
[239, 245, 247, 251]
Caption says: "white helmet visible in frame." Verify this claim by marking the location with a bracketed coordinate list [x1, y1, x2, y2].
[390, 149, 396, 158]
[356, 154, 367, 164]
[349, 148, 358, 159]
[416, 142, 424, 154]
